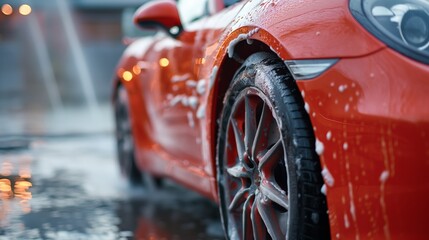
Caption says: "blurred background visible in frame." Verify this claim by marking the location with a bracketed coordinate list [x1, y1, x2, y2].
[0, 0, 147, 135]
[0, 0, 223, 239]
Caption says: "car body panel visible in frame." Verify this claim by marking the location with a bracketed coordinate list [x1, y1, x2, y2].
[113, 0, 429, 239]
[299, 47, 429, 239]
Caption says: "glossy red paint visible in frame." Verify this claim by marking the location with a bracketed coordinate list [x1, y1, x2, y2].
[113, 0, 429, 239]
[300, 47, 429, 239]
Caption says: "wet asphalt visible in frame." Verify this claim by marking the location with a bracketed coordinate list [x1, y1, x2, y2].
[0, 134, 224, 240]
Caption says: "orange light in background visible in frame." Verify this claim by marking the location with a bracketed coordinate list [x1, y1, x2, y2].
[1, 4, 13, 15]
[0, 179, 12, 199]
[159, 58, 169, 67]
[0, 179, 11, 192]
[132, 65, 141, 75]
[122, 71, 133, 81]
[19, 4, 31, 16]
[15, 180, 32, 188]
[14, 180, 32, 200]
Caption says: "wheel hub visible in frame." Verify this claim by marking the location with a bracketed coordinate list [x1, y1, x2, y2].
[254, 173, 261, 187]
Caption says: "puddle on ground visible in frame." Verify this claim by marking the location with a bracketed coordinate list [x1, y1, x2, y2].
[0, 134, 224, 240]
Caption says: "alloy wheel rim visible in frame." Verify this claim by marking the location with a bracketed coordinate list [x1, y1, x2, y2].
[223, 88, 289, 240]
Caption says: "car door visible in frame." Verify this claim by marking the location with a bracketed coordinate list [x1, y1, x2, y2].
[148, 0, 212, 168]
[149, 0, 242, 169]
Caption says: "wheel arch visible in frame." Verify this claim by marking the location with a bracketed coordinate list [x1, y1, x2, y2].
[207, 29, 296, 199]
[113, 72, 154, 173]
[112, 77, 122, 102]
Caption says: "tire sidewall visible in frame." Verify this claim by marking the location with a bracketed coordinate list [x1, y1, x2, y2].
[217, 53, 301, 240]
[115, 86, 142, 184]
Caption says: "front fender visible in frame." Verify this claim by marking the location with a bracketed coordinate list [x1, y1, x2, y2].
[112, 36, 159, 101]
[202, 0, 386, 200]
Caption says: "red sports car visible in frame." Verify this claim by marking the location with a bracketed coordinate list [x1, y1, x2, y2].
[113, 0, 429, 239]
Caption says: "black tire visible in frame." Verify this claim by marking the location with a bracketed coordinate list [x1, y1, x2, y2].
[216, 52, 330, 240]
[115, 85, 143, 185]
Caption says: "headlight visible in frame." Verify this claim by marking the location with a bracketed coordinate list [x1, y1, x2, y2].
[350, 0, 429, 64]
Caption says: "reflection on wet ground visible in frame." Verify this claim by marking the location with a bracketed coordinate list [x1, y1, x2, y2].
[0, 134, 224, 240]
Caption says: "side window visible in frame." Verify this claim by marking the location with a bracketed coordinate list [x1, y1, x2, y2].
[178, 0, 241, 26]
[178, 0, 210, 25]
[224, 0, 240, 7]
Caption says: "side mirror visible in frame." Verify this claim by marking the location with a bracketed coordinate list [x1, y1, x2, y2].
[122, 8, 155, 45]
[133, 0, 182, 36]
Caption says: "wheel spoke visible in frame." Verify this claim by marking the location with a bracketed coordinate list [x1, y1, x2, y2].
[244, 96, 257, 155]
[222, 89, 291, 240]
[227, 163, 250, 179]
[252, 104, 271, 158]
[256, 195, 285, 240]
[242, 193, 255, 239]
[258, 139, 283, 172]
[260, 180, 289, 210]
[251, 195, 266, 240]
[229, 187, 250, 211]
[231, 119, 245, 161]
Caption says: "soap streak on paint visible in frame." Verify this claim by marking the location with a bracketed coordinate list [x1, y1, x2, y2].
[321, 184, 327, 195]
[197, 80, 206, 95]
[304, 102, 310, 114]
[348, 182, 360, 240]
[321, 167, 334, 187]
[169, 65, 218, 122]
[338, 84, 347, 92]
[379, 170, 389, 182]
[227, 28, 260, 58]
[380, 134, 394, 240]
[315, 138, 324, 155]
[169, 95, 183, 106]
[186, 80, 198, 88]
[326, 131, 332, 140]
[197, 104, 206, 119]
[379, 170, 391, 240]
[171, 73, 191, 82]
[344, 213, 350, 228]
[208, 66, 218, 90]
[187, 111, 195, 128]
[169, 95, 198, 109]
[348, 182, 356, 221]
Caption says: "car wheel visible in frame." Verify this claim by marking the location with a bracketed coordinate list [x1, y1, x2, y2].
[115, 85, 143, 185]
[217, 52, 330, 240]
